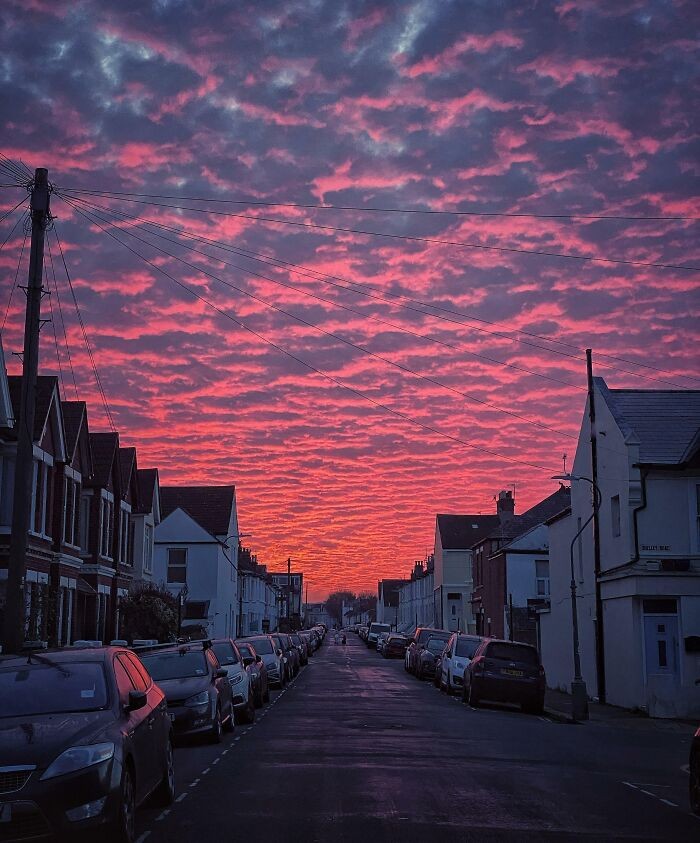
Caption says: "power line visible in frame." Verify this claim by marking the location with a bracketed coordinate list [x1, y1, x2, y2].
[62, 192, 697, 389]
[0, 196, 28, 227]
[64, 194, 555, 473]
[60, 193, 576, 441]
[1, 226, 28, 331]
[58, 189, 700, 274]
[52, 224, 116, 431]
[59, 187, 700, 222]
[46, 235, 79, 401]
[65, 192, 580, 390]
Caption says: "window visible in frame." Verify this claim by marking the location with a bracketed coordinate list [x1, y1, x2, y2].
[144, 524, 153, 573]
[79, 493, 91, 552]
[113, 656, 136, 706]
[611, 495, 621, 538]
[31, 459, 51, 537]
[119, 504, 131, 566]
[184, 600, 209, 619]
[167, 547, 187, 583]
[63, 477, 80, 547]
[100, 496, 114, 559]
[536, 560, 550, 596]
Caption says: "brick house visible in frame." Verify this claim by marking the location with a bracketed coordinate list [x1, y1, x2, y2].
[131, 467, 160, 588]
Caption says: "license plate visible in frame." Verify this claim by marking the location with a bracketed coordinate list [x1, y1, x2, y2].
[503, 669, 523, 677]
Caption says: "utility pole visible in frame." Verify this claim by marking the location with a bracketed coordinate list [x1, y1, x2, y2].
[586, 349, 606, 704]
[2, 169, 50, 655]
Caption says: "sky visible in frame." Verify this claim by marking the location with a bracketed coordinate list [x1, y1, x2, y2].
[0, 0, 698, 601]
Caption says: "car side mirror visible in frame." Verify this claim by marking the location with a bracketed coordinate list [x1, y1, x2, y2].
[242, 656, 254, 667]
[126, 689, 147, 713]
[276, 649, 283, 657]
[213, 668, 228, 680]
[255, 655, 262, 664]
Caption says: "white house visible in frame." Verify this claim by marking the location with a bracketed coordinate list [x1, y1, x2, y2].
[154, 485, 239, 640]
[131, 468, 160, 588]
[377, 579, 406, 626]
[540, 378, 700, 718]
[397, 561, 435, 631]
[433, 514, 500, 633]
[239, 553, 280, 636]
[304, 602, 333, 628]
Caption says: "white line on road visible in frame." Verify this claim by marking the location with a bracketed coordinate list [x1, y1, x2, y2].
[189, 778, 200, 788]
[135, 833, 151, 843]
[201, 767, 211, 775]
[175, 792, 188, 803]
[212, 757, 220, 765]
[155, 809, 170, 822]
[659, 799, 679, 807]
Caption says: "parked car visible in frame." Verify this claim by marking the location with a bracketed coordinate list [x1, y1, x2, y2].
[439, 633, 484, 694]
[298, 631, 315, 656]
[290, 632, 309, 665]
[383, 634, 409, 659]
[462, 639, 545, 714]
[272, 633, 299, 679]
[376, 631, 390, 655]
[367, 622, 391, 649]
[0, 646, 174, 843]
[416, 635, 449, 680]
[138, 641, 234, 742]
[359, 625, 369, 642]
[405, 628, 451, 674]
[690, 724, 700, 815]
[211, 638, 255, 724]
[244, 635, 285, 688]
[236, 640, 270, 707]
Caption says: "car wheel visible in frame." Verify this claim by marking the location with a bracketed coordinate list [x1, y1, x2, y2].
[109, 762, 136, 843]
[210, 705, 223, 743]
[152, 738, 175, 807]
[468, 681, 480, 708]
[690, 756, 700, 816]
[223, 704, 235, 732]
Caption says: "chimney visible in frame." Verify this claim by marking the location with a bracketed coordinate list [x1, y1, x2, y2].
[497, 490, 515, 525]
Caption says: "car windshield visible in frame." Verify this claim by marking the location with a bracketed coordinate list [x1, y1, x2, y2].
[426, 638, 446, 653]
[417, 629, 444, 645]
[456, 638, 482, 659]
[370, 624, 390, 634]
[140, 650, 208, 680]
[389, 636, 407, 644]
[212, 642, 239, 665]
[237, 644, 253, 659]
[248, 638, 273, 655]
[486, 643, 539, 665]
[291, 635, 301, 645]
[0, 661, 109, 717]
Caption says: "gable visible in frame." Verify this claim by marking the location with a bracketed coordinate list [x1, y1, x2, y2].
[0, 336, 12, 429]
[155, 507, 219, 544]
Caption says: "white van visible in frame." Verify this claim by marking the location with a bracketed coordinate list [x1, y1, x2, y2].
[367, 622, 391, 649]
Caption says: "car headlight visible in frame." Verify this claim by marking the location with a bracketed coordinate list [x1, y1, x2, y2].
[42, 742, 115, 781]
[229, 673, 244, 686]
[454, 660, 465, 671]
[185, 690, 210, 707]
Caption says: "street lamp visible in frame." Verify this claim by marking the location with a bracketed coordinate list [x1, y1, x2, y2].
[221, 533, 252, 637]
[552, 473, 602, 722]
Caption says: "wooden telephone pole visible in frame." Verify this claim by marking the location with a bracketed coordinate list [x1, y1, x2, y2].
[2, 168, 50, 655]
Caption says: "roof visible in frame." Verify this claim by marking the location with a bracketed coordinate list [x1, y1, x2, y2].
[482, 486, 571, 547]
[437, 514, 501, 549]
[89, 432, 120, 487]
[8, 375, 59, 441]
[118, 447, 136, 496]
[135, 468, 158, 514]
[596, 378, 700, 465]
[160, 485, 235, 538]
[61, 401, 87, 459]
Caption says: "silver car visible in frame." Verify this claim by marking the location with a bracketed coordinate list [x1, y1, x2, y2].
[243, 635, 286, 688]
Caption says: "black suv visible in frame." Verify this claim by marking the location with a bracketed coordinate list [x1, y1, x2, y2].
[0, 646, 174, 843]
[137, 641, 234, 743]
[462, 638, 546, 714]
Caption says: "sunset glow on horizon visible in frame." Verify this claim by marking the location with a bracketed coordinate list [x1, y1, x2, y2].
[1, 0, 698, 601]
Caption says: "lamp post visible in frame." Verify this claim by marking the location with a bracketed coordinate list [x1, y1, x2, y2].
[552, 473, 602, 722]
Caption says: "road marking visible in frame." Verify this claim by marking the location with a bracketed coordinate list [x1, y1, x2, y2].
[175, 792, 188, 803]
[659, 798, 678, 807]
[189, 778, 200, 787]
[221, 749, 229, 756]
[136, 833, 151, 843]
[212, 757, 220, 765]
[201, 767, 211, 775]
[155, 809, 170, 821]
[622, 781, 683, 812]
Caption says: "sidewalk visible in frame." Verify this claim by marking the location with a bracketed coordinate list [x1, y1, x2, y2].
[544, 687, 697, 732]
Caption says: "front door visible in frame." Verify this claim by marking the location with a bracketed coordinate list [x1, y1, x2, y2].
[643, 613, 680, 717]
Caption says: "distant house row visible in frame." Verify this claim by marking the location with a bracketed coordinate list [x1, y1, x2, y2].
[0, 334, 291, 646]
[378, 378, 700, 719]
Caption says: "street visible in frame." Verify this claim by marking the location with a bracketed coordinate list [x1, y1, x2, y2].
[139, 635, 698, 842]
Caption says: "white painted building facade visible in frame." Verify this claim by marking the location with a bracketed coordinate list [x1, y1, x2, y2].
[539, 379, 700, 718]
[239, 568, 280, 636]
[154, 486, 239, 640]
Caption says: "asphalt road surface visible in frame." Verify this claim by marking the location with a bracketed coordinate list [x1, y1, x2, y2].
[138, 634, 698, 842]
